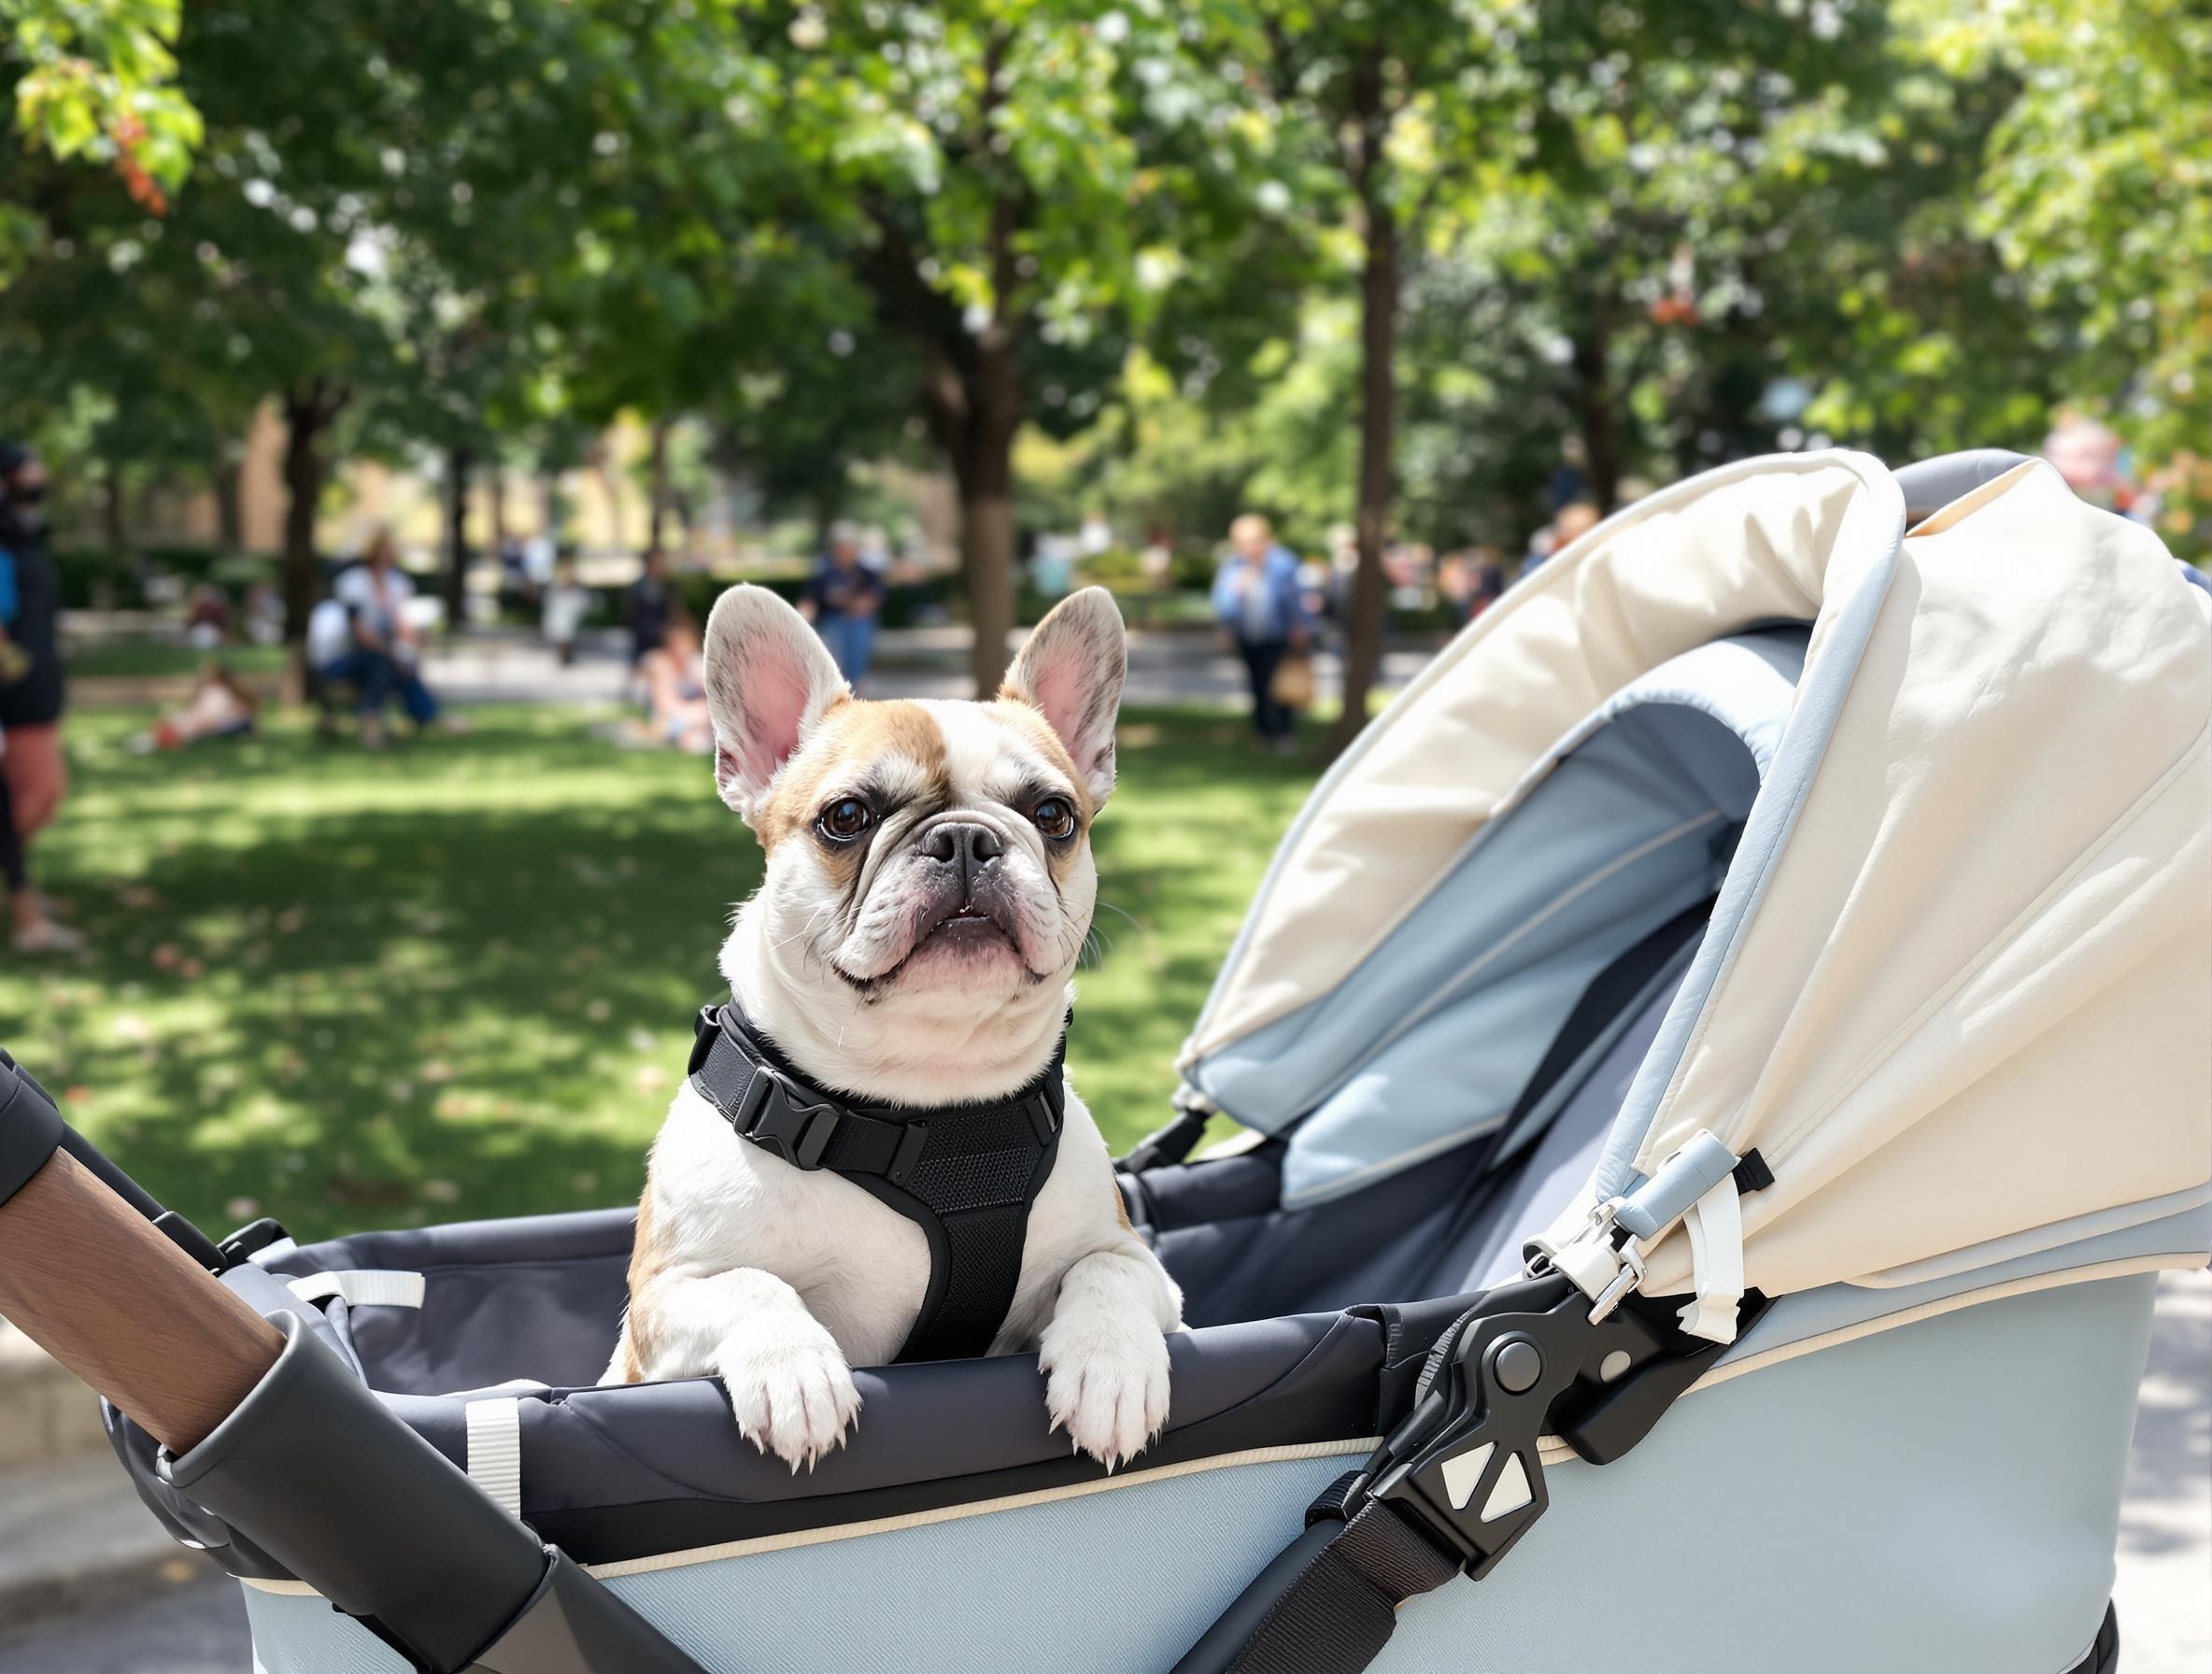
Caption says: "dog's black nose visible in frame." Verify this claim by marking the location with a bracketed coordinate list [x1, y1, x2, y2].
[920, 820, 1004, 888]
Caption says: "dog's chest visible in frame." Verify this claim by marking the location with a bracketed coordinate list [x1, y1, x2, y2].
[646, 1082, 1113, 1367]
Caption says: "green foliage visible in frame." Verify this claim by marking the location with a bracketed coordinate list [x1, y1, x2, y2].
[1, 0, 200, 271]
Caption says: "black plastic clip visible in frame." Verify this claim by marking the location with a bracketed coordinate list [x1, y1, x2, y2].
[1356, 1271, 1758, 1580]
[216, 1215, 293, 1270]
[1118, 1091, 1212, 1172]
[730, 1065, 840, 1170]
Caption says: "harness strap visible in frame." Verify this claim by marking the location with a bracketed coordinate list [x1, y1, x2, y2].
[687, 1001, 1066, 1363]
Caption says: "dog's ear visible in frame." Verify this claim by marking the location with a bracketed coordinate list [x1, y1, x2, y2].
[1001, 586, 1127, 804]
[702, 584, 850, 818]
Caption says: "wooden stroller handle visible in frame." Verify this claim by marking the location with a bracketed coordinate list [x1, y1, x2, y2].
[0, 1150, 283, 1453]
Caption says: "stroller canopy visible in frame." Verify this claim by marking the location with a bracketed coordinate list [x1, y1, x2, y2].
[1184, 450, 2212, 1302]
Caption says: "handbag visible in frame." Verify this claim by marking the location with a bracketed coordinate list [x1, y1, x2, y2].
[1269, 648, 1315, 712]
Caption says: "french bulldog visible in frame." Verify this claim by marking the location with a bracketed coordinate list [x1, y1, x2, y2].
[603, 584, 1183, 1471]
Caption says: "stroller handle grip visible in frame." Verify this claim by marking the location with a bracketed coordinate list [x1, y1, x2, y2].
[0, 1148, 284, 1453]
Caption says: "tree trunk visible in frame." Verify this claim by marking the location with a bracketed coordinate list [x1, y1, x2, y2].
[595, 452, 626, 556]
[957, 334, 1023, 695]
[442, 447, 472, 626]
[647, 419, 671, 555]
[1569, 304, 1622, 514]
[278, 392, 333, 699]
[1328, 181, 1399, 757]
[213, 456, 244, 550]
[101, 465, 126, 552]
[539, 474, 560, 546]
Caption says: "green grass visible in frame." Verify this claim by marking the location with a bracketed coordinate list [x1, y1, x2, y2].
[0, 704, 1318, 1241]
[64, 641, 290, 683]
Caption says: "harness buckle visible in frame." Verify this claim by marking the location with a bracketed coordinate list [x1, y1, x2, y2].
[730, 1065, 840, 1170]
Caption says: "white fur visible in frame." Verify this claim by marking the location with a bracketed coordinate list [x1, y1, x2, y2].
[605, 588, 1182, 1471]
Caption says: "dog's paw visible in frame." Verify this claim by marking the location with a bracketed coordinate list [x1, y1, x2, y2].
[1039, 1308, 1171, 1470]
[714, 1320, 861, 1471]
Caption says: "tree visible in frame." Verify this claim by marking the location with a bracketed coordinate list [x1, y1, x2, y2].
[709, 2, 1265, 692]
[1, 0, 200, 272]
[1916, 0, 2211, 557]
[1238, 2, 1538, 746]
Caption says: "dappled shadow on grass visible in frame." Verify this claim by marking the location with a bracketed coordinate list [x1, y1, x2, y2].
[4, 715, 757, 1240]
[0, 705, 1320, 1243]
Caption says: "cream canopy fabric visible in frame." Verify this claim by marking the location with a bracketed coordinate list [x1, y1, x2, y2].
[1627, 459, 2210, 1297]
[1184, 449, 2211, 1299]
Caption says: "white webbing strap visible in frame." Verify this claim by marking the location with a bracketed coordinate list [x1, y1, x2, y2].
[465, 1397, 525, 1520]
[1677, 1171, 1747, 1345]
[286, 1270, 426, 1310]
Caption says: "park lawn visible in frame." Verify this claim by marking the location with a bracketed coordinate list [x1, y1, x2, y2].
[63, 639, 290, 683]
[0, 703, 1318, 1242]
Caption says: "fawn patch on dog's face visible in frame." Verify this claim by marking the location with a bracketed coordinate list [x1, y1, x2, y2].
[702, 586, 1126, 1009]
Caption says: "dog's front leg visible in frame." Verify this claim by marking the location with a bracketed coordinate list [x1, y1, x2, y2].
[645, 1268, 862, 1471]
[1038, 1241, 1182, 1469]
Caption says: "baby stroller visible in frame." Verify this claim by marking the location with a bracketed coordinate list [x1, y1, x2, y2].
[0, 449, 2203, 1674]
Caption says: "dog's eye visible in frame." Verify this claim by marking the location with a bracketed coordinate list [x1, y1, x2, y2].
[1030, 796, 1077, 841]
[816, 798, 875, 843]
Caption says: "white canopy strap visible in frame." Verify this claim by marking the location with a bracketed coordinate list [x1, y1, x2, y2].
[285, 1270, 426, 1310]
[1676, 1174, 1747, 1345]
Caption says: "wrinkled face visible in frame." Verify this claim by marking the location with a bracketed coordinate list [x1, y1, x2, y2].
[700, 583, 1127, 1086]
[751, 697, 1098, 999]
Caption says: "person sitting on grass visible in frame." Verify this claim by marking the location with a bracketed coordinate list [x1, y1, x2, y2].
[640, 604, 713, 754]
[128, 663, 261, 754]
[315, 530, 460, 748]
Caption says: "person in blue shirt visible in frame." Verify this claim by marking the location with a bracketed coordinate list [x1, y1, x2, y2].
[1212, 513, 1312, 747]
[799, 522, 886, 688]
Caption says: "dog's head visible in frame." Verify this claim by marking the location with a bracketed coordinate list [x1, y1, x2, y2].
[702, 584, 1125, 1099]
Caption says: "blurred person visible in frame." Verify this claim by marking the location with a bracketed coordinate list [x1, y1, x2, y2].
[2044, 416, 2132, 516]
[184, 581, 232, 649]
[1470, 544, 1508, 616]
[1524, 502, 1600, 575]
[1032, 532, 1077, 599]
[640, 603, 713, 753]
[243, 579, 284, 645]
[1553, 502, 1602, 548]
[130, 662, 260, 753]
[320, 530, 449, 747]
[1139, 531, 1174, 590]
[800, 520, 885, 687]
[1438, 552, 1477, 628]
[1211, 512, 1311, 749]
[542, 555, 593, 667]
[519, 531, 557, 603]
[628, 544, 674, 665]
[0, 443, 78, 952]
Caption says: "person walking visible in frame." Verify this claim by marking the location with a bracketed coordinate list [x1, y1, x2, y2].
[799, 521, 885, 688]
[1212, 513, 1311, 750]
[0, 443, 79, 952]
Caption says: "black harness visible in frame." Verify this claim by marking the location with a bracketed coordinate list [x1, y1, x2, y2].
[686, 1000, 1066, 1363]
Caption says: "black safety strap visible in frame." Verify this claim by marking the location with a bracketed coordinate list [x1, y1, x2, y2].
[687, 1002, 1065, 1363]
[1212, 1476, 1463, 1674]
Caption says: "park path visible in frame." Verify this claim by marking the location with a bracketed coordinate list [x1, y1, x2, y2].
[4, 1269, 2204, 1673]
[404, 623, 1439, 710]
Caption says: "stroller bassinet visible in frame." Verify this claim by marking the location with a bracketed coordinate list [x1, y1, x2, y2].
[8, 449, 2205, 1674]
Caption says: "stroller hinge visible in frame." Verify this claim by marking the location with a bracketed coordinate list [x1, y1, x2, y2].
[1349, 1271, 1753, 1582]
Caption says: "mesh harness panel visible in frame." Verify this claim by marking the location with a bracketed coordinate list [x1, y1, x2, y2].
[686, 1001, 1066, 1363]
